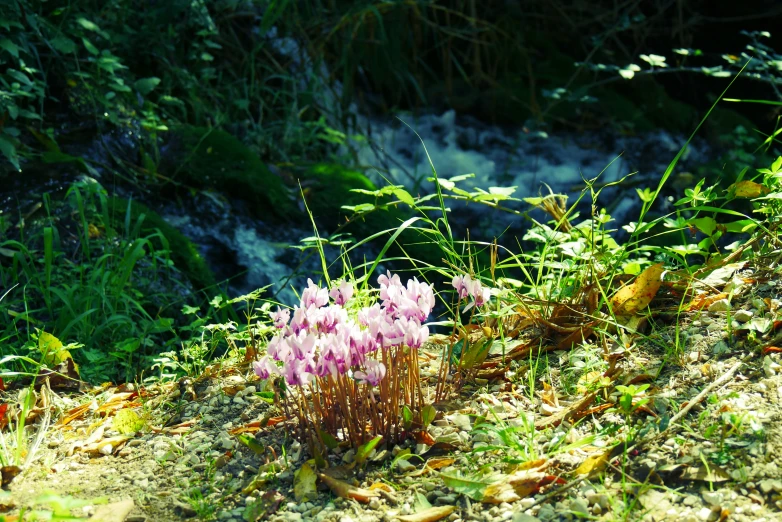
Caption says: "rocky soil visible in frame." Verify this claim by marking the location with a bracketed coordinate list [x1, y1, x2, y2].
[3, 270, 782, 522]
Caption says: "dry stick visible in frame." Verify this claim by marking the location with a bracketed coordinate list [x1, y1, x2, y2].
[413, 350, 426, 408]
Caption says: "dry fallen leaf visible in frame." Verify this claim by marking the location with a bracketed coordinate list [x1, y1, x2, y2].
[294, 462, 318, 502]
[319, 473, 379, 503]
[396, 506, 457, 522]
[482, 467, 559, 504]
[679, 464, 730, 482]
[610, 263, 664, 315]
[88, 499, 134, 522]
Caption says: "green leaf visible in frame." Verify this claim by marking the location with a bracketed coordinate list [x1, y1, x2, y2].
[342, 203, 375, 214]
[254, 391, 275, 404]
[81, 37, 99, 55]
[318, 429, 339, 450]
[77, 18, 101, 32]
[724, 219, 757, 233]
[182, 305, 199, 315]
[236, 433, 266, 455]
[6, 69, 32, 86]
[690, 217, 717, 236]
[133, 77, 161, 96]
[421, 405, 436, 428]
[0, 38, 21, 58]
[393, 188, 415, 206]
[402, 405, 413, 430]
[50, 36, 77, 54]
[0, 134, 20, 171]
[619, 394, 633, 413]
[355, 435, 383, 466]
[414, 491, 432, 511]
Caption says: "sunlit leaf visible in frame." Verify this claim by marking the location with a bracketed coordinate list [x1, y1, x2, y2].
[355, 435, 383, 466]
[112, 409, 145, 435]
[318, 473, 378, 503]
[610, 263, 664, 315]
[729, 180, 767, 198]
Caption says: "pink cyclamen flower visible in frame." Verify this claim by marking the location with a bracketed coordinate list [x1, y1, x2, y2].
[353, 359, 386, 386]
[271, 306, 290, 329]
[267, 334, 292, 362]
[253, 356, 277, 380]
[402, 277, 435, 322]
[329, 281, 354, 306]
[452, 274, 472, 299]
[301, 279, 329, 308]
[281, 357, 315, 386]
[289, 331, 317, 361]
[453, 273, 491, 311]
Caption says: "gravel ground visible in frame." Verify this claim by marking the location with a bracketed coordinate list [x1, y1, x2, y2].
[3, 273, 782, 522]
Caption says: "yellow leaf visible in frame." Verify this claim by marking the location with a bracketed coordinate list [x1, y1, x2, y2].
[88, 223, 102, 239]
[574, 448, 612, 476]
[610, 263, 664, 316]
[112, 409, 145, 435]
[38, 331, 71, 366]
[729, 180, 767, 198]
[396, 506, 456, 522]
[294, 461, 318, 502]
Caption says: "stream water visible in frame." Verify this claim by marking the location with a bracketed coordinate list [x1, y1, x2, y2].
[169, 110, 714, 305]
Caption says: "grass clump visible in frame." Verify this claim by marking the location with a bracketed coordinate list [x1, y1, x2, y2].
[0, 180, 214, 382]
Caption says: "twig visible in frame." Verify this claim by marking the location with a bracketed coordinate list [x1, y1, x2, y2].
[523, 476, 585, 511]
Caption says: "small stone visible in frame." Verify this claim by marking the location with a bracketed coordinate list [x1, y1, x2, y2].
[682, 495, 699, 506]
[701, 491, 722, 507]
[696, 507, 712, 521]
[369, 499, 381, 510]
[570, 499, 589, 514]
[395, 459, 416, 472]
[733, 309, 753, 322]
[759, 479, 777, 494]
[512, 515, 541, 522]
[99, 443, 113, 456]
[708, 299, 731, 313]
[712, 341, 730, 356]
[438, 494, 457, 504]
[586, 493, 609, 510]
[447, 413, 472, 431]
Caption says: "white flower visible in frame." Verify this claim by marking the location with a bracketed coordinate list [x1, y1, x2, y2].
[639, 54, 668, 68]
[619, 64, 641, 80]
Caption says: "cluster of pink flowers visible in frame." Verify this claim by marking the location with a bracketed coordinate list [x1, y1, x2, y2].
[254, 272, 434, 388]
[452, 273, 491, 311]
